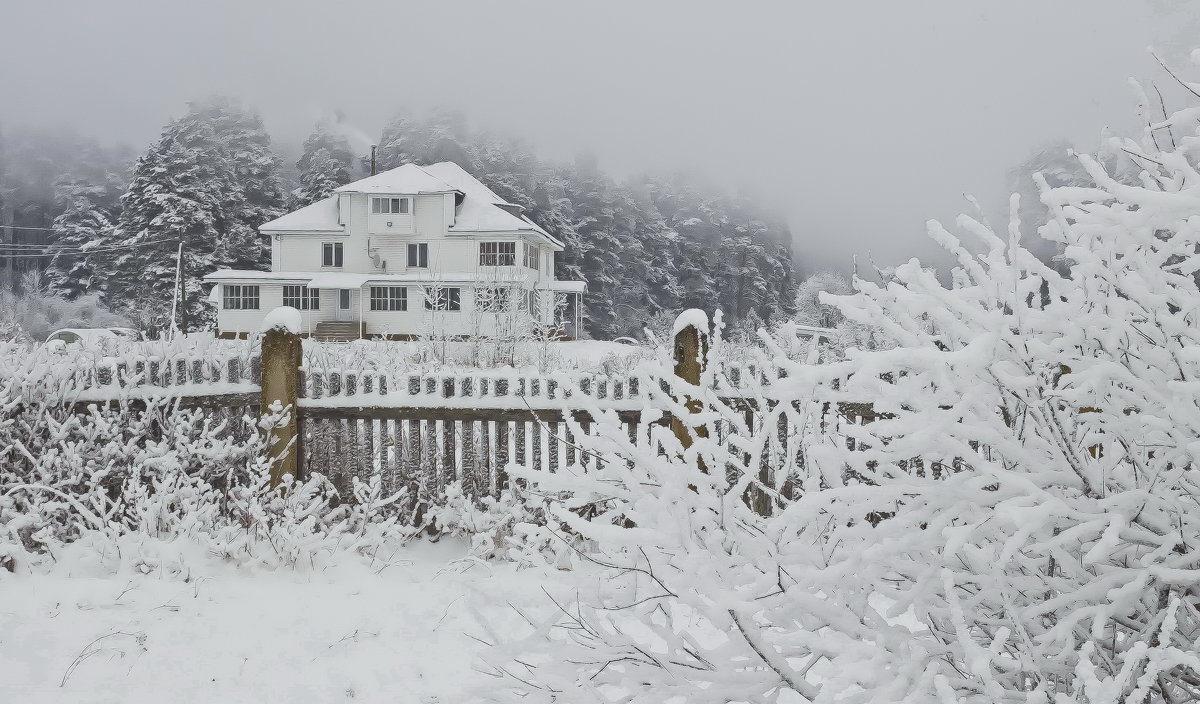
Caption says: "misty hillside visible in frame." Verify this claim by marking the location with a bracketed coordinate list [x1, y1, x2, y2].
[0, 103, 795, 339]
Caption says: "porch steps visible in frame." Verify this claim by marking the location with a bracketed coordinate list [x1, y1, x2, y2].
[313, 321, 363, 342]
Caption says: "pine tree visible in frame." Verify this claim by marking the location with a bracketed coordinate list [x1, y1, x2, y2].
[110, 97, 283, 331]
[368, 108, 797, 339]
[44, 178, 118, 299]
[294, 119, 355, 207]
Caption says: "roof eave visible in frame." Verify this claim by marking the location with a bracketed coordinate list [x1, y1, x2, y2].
[259, 227, 347, 235]
[447, 227, 563, 248]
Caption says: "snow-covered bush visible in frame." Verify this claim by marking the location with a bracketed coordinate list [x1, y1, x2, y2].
[0, 271, 128, 342]
[0, 398, 412, 575]
[480, 65, 1200, 703]
[429, 481, 562, 565]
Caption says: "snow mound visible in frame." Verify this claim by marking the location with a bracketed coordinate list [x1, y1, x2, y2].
[672, 309, 709, 338]
[260, 306, 302, 334]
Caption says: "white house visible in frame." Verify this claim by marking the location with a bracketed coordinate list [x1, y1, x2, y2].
[204, 162, 584, 340]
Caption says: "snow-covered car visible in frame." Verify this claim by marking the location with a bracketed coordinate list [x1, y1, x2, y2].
[45, 327, 139, 353]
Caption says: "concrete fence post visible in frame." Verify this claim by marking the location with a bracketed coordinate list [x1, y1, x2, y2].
[670, 311, 710, 475]
[261, 326, 303, 486]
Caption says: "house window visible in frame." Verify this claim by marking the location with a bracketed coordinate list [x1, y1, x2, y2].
[407, 242, 428, 268]
[371, 196, 410, 214]
[476, 286, 515, 313]
[282, 285, 319, 310]
[479, 242, 516, 266]
[524, 244, 540, 270]
[526, 290, 540, 319]
[322, 242, 343, 267]
[369, 286, 407, 311]
[222, 285, 260, 310]
[424, 286, 461, 311]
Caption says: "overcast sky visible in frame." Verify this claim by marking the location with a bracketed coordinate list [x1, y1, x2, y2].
[2, 0, 1196, 273]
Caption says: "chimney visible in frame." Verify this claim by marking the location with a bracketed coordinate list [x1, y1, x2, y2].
[370, 145, 377, 175]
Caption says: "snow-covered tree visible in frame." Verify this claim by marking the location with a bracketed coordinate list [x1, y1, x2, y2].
[43, 171, 124, 299]
[369, 109, 798, 339]
[484, 61, 1200, 703]
[294, 119, 355, 207]
[109, 97, 284, 331]
[794, 270, 851, 329]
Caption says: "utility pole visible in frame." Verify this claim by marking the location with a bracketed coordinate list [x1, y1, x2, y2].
[179, 240, 188, 334]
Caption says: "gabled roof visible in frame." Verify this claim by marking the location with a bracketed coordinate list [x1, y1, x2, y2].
[333, 162, 459, 195]
[258, 162, 561, 247]
[421, 162, 558, 245]
[259, 196, 343, 234]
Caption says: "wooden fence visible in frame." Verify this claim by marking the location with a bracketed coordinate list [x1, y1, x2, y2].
[27, 321, 740, 497]
[21, 321, 881, 507]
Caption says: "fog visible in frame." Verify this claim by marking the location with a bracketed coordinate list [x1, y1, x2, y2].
[2, 0, 1196, 273]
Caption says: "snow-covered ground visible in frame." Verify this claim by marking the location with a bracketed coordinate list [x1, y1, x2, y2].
[1, 540, 553, 704]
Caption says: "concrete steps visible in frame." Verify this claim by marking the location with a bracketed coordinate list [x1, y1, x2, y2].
[314, 321, 363, 342]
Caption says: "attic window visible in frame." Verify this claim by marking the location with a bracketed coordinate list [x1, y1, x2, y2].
[371, 197, 410, 215]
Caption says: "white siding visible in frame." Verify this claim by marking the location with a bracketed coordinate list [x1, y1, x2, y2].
[217, 282, 556, 338]
[218, 188, 572, 336]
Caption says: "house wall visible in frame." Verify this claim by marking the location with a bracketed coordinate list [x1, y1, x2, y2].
[271, 193, 555, 281]
[216, 284, 346, 336]
[218, 189, 565, 336]
[215, 282, 555, 338]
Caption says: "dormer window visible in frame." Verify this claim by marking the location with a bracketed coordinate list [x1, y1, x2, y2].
[371, 196, 410, 215]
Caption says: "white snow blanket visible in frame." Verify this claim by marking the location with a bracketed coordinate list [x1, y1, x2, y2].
[0, 541, 547, 703]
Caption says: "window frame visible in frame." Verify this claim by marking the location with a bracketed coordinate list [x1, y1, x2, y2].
[407, 242, 429, 268]
[524, 244, 540, 270]
[282, 285, 320, 311]
[526, 289, 540, 318]
[369, 286, 408, 312]
[222, 284, 260, 310]
[370, 196, 410, 215]
[322, 242, 344, 268]
[479, 241, 517, 267]
[424, 286, 461, 312]
[476, 286, 517, 313]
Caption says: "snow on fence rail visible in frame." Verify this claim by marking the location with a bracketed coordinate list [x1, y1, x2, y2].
[4, 327, 820, 500]
[300, 368, 645, 411]
[1, 340, 260, 407]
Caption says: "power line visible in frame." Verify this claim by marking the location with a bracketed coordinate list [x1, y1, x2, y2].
[0, 237, 180, 258]
[1, 225, 59, 232]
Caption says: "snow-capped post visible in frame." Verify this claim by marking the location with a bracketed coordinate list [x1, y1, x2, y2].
[670, 309, 710, 474]
[260, 307, 304, 486]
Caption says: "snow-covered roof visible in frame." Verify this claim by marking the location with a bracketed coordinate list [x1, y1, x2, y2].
[421, 162, 558, 246]
[258, 162, 562, 246]
[259, 196, 343, 234]
[538, 280, 586, 293]
[203, 270, 313, 283]
[333, 163, 459, 196]
[204, 269, 538, 287]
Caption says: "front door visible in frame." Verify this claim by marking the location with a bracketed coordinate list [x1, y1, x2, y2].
[336, 289, 352, 321]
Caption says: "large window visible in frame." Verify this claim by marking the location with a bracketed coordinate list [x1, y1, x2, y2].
[222, 285, 260, 310]
[369, 286, 407, 311]
[524, 244, 540, 270]
[476, 286, 516, 313]
[371, 196, 410, 214]
[282, 285, 320, 310]
[479, 241, 516, 266]
[526, 289, 540, 319]
[407, 242, 428, 268]
[322, 242, 343, 267]
[424, 287, 461, 312]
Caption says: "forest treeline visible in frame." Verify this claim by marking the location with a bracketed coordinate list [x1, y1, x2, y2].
[0, 98, 797, 338]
